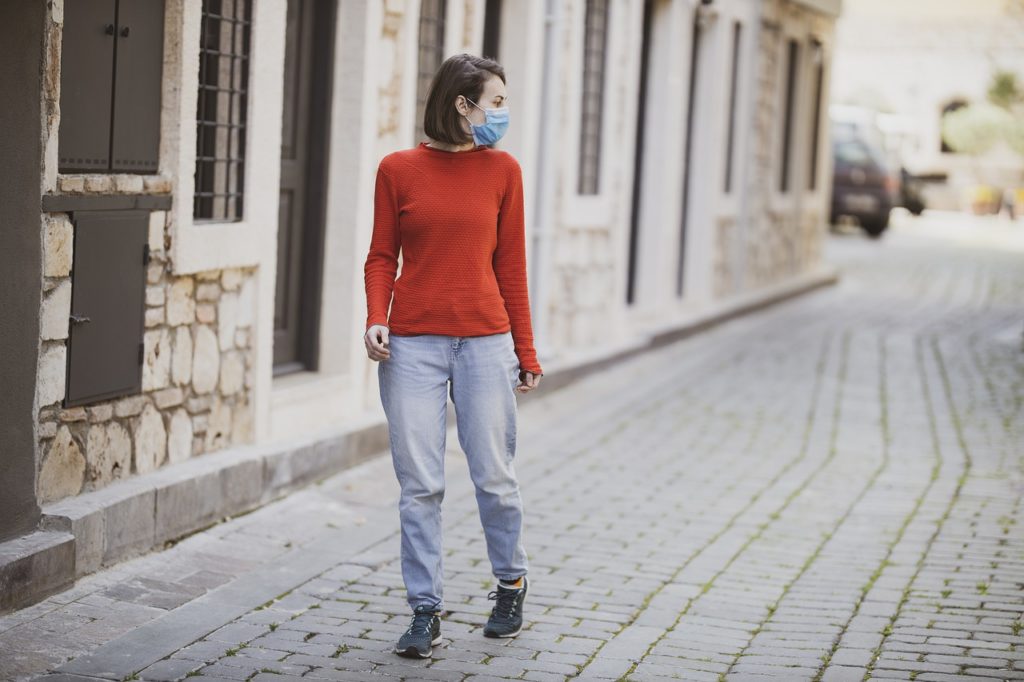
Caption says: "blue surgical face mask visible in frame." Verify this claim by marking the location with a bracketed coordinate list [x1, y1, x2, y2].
[465, 97, 509, 146]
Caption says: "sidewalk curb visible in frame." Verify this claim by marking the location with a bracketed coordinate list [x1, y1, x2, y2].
[0, 419, 389, 615]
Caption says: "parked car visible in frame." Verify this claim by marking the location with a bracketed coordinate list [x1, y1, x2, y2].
[829, 123, 899, 238]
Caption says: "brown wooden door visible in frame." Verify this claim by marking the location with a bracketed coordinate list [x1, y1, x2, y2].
[274, 0, 336, 374]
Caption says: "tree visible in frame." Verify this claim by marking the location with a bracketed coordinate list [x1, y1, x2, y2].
[987, 71, 1024, 109]
[941, 69, 1024, 156]
[941, 102, 1013, 155]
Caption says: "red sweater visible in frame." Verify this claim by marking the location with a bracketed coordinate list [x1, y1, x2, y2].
[364, 141, 543, 375]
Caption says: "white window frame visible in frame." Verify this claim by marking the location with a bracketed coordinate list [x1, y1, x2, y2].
[168, 0, 286, 275]
[562, 0, 618, 228]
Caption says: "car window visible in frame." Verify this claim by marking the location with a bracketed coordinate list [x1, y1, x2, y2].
[835, 139, 873, 165]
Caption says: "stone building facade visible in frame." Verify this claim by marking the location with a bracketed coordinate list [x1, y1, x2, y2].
[34, 4, 258, 507]
[0, 0, 841, 611]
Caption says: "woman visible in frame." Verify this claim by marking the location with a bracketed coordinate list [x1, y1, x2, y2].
[362, 53, 543, 659]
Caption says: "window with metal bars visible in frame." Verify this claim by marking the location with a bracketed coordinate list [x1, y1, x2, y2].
[578, 0, 609, 195]
[415, 0, 447, 145]
[193, 0, 253, 222]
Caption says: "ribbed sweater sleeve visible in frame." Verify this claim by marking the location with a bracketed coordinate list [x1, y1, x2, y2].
[494, 158, 542, 375]
[364, 163, 400, 330]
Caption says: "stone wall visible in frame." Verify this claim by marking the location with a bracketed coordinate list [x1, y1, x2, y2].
[742, 0, 833, 292]
[714, 217, 739, 298]
[548, 227, 618, 346]
[36, 199, 257, 506]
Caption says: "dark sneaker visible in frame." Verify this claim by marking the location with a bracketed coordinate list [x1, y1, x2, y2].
[394, 604, 442, 658]
[483, 576, 528, 638]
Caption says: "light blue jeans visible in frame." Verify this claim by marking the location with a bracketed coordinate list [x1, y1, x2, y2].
[378, 330, 529, 612]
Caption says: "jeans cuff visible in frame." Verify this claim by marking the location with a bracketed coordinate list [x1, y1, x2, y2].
[497, 574, 526, 582]
[412, 599, 443, 613]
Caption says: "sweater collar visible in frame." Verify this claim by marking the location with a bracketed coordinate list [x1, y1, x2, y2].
[418, 141, 489, 154]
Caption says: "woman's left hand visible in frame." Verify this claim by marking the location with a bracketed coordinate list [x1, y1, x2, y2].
[516, 370, 542, 394]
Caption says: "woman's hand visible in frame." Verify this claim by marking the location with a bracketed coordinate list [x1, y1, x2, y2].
[364, 324, 391, 361]
[516, 370, 542, 394]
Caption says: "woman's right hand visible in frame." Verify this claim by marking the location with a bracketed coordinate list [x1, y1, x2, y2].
[364, 324, 391, 361]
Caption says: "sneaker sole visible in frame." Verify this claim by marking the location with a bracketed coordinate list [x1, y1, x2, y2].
[393, 634, 442, 658]
[483, 624, 522, 638]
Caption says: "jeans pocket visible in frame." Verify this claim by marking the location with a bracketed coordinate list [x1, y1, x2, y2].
[506, 336, 520, 381]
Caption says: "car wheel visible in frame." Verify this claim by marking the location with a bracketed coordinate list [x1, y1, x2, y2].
[860, 208, 890, 238]
[861, 220, 888, 238]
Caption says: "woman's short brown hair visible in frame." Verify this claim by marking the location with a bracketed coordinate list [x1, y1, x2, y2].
[423, 53, 506, 145]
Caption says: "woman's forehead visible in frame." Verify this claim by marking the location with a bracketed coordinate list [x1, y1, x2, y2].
[482, 77, 506, 98]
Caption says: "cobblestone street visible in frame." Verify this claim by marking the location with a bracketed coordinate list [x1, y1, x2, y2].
[5, 214, 1023, 681]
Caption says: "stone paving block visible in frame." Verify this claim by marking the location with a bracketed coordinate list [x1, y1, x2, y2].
[821, 665, 871, 682]
[286, 653, 377, 671]
[32, 671, 120, 675]
[204, 622, 269, 644]
[828, 647, 873, 667]
[648, 652, 728, 673]
[875, 659, 961, 674]
[137, 657, 204, 680]
[226, 656, 313, 676]
[190, 662, 252, 680]
[171, 639, 234, 662]
[731, 661, 819, 676]
[576, 657, 634, 679]
[521, 671, 567, 682]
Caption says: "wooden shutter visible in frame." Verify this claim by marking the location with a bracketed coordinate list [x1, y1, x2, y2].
[58, 0, 164, 174]
[111, 0, 165, 173]
[58, 0, 117, 172]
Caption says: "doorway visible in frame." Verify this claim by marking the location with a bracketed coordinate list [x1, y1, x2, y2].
[677, 8, 703, 297]
[274, 0, 337, 374]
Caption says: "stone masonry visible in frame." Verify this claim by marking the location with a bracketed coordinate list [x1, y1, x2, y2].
[36, 206, 257, 506]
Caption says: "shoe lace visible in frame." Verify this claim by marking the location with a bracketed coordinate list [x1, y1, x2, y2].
[406, 607, 438, 636]
[487, 586, 521, 621]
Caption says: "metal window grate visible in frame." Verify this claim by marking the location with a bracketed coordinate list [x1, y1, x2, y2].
[416, 0, 447, 145]
[578, 0, 609, 195]
[194, 0, 252, 222]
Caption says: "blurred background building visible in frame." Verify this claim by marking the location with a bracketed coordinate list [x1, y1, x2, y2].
[0, 0, 842, 611]
[830, 0, 1024, 213]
